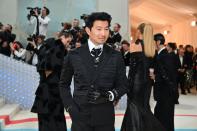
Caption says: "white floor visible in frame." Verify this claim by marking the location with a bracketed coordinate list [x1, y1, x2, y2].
[0, 88, 197, 131]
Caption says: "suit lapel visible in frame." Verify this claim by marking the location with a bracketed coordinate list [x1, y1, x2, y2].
[78, 44, 95, 83]
[97, 44, 112, 70]
[79, 43, 95, 70]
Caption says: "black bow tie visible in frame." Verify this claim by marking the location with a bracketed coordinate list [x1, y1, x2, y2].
[91, 48, 102, 58]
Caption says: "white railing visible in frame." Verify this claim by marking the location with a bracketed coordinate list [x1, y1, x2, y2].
[0, 54, 39, 109]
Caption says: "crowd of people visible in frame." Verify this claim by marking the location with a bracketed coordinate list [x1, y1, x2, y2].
[0, 8, 197, 131]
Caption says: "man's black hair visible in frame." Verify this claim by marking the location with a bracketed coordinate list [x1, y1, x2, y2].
[154, 33, 165, 45]
[121, 40, 129, 46]
[168, 42, 177, 50]
[85, 12, 112, 29]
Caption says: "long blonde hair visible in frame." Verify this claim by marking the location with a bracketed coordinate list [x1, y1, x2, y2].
[137, 23, 155, 57]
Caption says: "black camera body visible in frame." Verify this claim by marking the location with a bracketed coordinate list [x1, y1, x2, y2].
[80, 14, 89, 20]
[27, 34, 37, 42]
[27, 7, 41, 17]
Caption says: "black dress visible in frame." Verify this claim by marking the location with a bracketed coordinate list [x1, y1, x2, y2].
[31, 38, 67, 131]
[121, 42, 166, 131]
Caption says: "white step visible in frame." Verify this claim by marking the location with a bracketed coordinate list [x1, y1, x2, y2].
[0, 104, 20, 129]
[0, 98, 5, 108]
[11, 110, 37, 120]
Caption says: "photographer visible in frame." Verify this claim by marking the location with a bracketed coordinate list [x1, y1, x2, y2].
[10, 41, 26, 61]
[28, 7, 50, 37]
[26, 35, 45, 65]
[70, 19, 81, 48]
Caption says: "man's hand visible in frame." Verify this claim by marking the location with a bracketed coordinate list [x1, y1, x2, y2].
[87, 89, 119, 104]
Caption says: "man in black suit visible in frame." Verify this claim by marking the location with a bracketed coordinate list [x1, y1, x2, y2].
[106, 23, 122, 48]
[121, 40, 130, 67]
[59, 12, 128, 131]
[177, 47, 186, 94]
[153, 33, 177, 131]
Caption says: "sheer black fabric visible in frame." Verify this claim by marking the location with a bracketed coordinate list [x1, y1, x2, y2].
[121, 40, 166, 131]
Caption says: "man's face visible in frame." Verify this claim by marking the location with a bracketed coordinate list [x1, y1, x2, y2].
[122, 44, 129, 52]
[179, 48, 184, 56]
[42, 8, 47, 16]
[85, 20, 109, 45]
[37, 38, 43, 44]
[113, 24, 119, 32]
[75, 42, 81, 48]
[60, 36, 72, 48]
[166, 45, 172, 53]
[155, 40, 160, 51]
[72, 20, 79, 27]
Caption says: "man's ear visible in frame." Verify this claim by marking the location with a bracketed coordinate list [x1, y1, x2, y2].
[85, 27, 90, 36]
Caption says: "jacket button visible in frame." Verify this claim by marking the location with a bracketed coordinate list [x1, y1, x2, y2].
[90, 85, 94, 88]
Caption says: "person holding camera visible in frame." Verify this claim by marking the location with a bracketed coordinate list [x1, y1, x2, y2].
[25, 35, 45, 65]
[10, 41, 27, 61]
[28, 7, 50, 37]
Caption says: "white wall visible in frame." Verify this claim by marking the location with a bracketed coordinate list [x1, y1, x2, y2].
[0, 0, 130, 42]
[0, 0, 18, 26]
[157, 20, 197, 48]
[96, 0, 130, 41]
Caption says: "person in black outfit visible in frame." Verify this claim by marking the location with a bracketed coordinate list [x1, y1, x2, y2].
[31, 32, 72, 131]
[166, 42, 180, 104]
[121, 40, 130, 67]
[0, 31, 11, 57]
[193, 48, 197, 90]
[59, 12, 128, 131]
[121, 23, 166, 131]
[177, 47, 186, 94]
[106, 23, 122, 47]
[154, 33, 177, 131]
[184, 45, 194, 93]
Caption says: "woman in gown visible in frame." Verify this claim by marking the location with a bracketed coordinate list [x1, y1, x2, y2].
[121, 23, 166, 131]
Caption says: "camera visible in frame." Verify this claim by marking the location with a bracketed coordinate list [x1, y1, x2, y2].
[27, 7, 41, 18]
[27, 35, 37, 42]
[80, 14, 89, 20]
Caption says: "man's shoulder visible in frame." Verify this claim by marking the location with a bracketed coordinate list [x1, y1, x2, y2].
[104, 44, 122, 57]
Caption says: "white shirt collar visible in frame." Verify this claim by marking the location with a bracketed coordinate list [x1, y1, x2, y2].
[158, 46, 166, 55]
[37, 44, 42, 49]
[113, 32, 119, 35]
[88, 39, 103, 52]
[124, 51, 129, 56]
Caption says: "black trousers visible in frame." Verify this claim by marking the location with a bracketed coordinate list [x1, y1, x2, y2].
[71, 121, 115, 131]
[38, 113, 67, 131]
[154, 101, 175, 131]
[178, 73, 186, 93]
